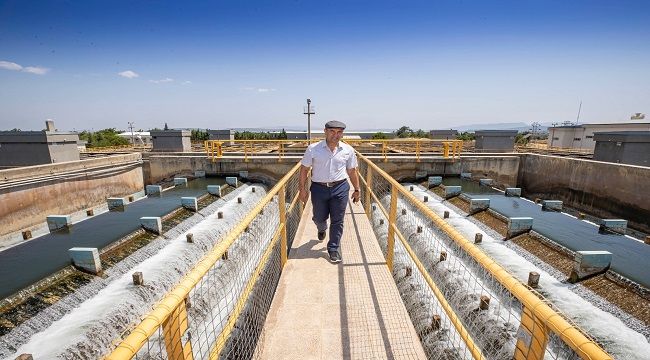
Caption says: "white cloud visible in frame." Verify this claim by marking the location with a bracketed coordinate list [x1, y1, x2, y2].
[118, 70, 139, 79]
[0, 60, 50, 75]
[242, 87, 276, 93]
[183, 80, 192, 85]
[0, 61, 22, 71]
[22, 66, 50, 75]
[149, 78, 174, 84]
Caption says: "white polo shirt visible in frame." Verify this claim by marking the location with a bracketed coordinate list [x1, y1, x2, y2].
[301, 140, 358, 183]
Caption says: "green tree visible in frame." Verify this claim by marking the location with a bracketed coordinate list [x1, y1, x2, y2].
[164, 122, 169, 130]
[372, 132, 388, 139]
[456, 132, 475, 141]
[191, 129, 209, 141]
[79, 128, 129, 148]
[396, 126, 413, 138]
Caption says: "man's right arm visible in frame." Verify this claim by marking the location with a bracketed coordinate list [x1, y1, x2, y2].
[299, 146, 312, 202]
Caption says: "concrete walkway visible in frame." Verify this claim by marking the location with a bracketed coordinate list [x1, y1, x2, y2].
[256, 196, 426, 359]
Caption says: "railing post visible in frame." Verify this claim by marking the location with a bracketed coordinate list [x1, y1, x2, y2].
[514, 306, 549, 360]
[416, 140, 421, 162]
[386, 184, 398, 271]
[278, 142, 284, 162]
[162, 301, 193, 360]
[279, 185, 288, 267]
[443, 142, 450, 158]
[217, 141, 223, 158]
[382, 141, 387, 162]
[364, 166, 373, 216]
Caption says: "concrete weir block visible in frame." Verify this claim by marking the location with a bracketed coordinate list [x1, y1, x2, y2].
[541, 200, 563, 212]
[226, 176, 238, 187]
[174, 177, 188, 186]
[194, 170, 206, 177]
[443, 185, 462, 199]
[460, 172, 471, 180]
[140, 217, 162, 234]
[415, 170, 428, 180]
[68, 247, 102, 274]
[207, 185, 222, 197]
[146, 185, 162, 195]
[428, 176, 442, 187]
[506, 217, 533, 239]
[47, 215, 72, 232]
[599, 219, 627, 234]
[469, 198, 490, 214]
[570, 251, 612, 282]
[479, 178, 493, 186]
[107, 197, 127, 211]
[505, 187, 521, 197]
[181, 197, 198, 211]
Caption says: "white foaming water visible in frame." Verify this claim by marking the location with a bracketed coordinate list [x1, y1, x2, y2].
[406, 184, 650, 359]
[372, 196, 519, 359]
[370, 207, 473, 360]
[1, 184, 266, 359]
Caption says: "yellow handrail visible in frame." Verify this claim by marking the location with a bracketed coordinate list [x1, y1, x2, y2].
[204, 139, 463, 163]
[356, 151, 612, 360]
[106, 162, 302, 359]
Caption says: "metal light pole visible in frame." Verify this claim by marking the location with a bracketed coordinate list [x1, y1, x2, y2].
[303, 99, 315, 144]
[127, 121, 135, 146]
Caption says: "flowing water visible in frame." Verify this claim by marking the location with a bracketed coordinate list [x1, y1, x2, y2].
[464, 193, 650, 288]
[0, 178, 226, 300]
[0, 184, 265, 359]
[399, 184, 650, 359]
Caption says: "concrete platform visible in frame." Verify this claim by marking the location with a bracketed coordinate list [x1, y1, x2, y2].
[256, 197, 426, 359]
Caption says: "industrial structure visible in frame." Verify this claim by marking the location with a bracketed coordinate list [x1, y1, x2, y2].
[474, 129, 517, 152]
[429, 129, 458, 139]
[593, 131, 650, 166]
[0, 120, 80, 167]
[150, 130, 192, 152]
[548, 122, 650, 150]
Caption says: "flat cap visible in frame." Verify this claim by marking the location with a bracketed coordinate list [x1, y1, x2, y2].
[325, 120, 346, 129]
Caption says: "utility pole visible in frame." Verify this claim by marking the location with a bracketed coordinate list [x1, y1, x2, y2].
[576, 100, 582, 124]
[303, 99, 315, 144]
[127, 121, 135, 146]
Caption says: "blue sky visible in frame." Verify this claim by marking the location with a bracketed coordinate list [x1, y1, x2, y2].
[1, 0, 649, 131]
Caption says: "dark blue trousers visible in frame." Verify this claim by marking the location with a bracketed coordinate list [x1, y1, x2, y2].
[310, 181, 349, 251]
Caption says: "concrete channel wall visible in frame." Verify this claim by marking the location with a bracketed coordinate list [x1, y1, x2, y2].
[517, 153, 650, 233]
[145, 154, 298, 185]
[0, 154, 144, 237]
[374, 155, 521, 187]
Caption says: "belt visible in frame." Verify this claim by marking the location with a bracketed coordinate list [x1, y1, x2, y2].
[313, 179, 346, 188]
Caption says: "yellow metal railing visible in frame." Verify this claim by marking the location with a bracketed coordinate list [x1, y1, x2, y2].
[356, 151, 612, 360]
[204, 138, 463, 162]
[107, 162, 303, 359]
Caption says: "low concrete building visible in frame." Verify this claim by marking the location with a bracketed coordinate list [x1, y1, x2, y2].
[208, 129, 235, 145]
[429, 130, 458, 139]
[118, 131, 152, 146]
[548, 122, 650, 151]
[150, 130, 191, 152]
[593, 131, 650, 166]
[474, 130, 517, 152]
[0, 121, 80, 167]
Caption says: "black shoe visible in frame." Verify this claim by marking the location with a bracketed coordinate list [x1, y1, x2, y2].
[328, 250, 341, 263]
[318, 231, 326, 240]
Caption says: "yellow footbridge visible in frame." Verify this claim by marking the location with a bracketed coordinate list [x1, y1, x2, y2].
[106, 148, 611, 360]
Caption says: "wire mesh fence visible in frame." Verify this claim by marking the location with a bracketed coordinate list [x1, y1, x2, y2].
[106, 163, 304, 360]
[356, 153, 612, 360]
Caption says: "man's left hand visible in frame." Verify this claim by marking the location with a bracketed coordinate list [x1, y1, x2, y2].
[351, 189, 360, 204]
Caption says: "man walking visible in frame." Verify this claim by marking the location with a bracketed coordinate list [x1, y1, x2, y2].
[299, 120, 360, 263]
